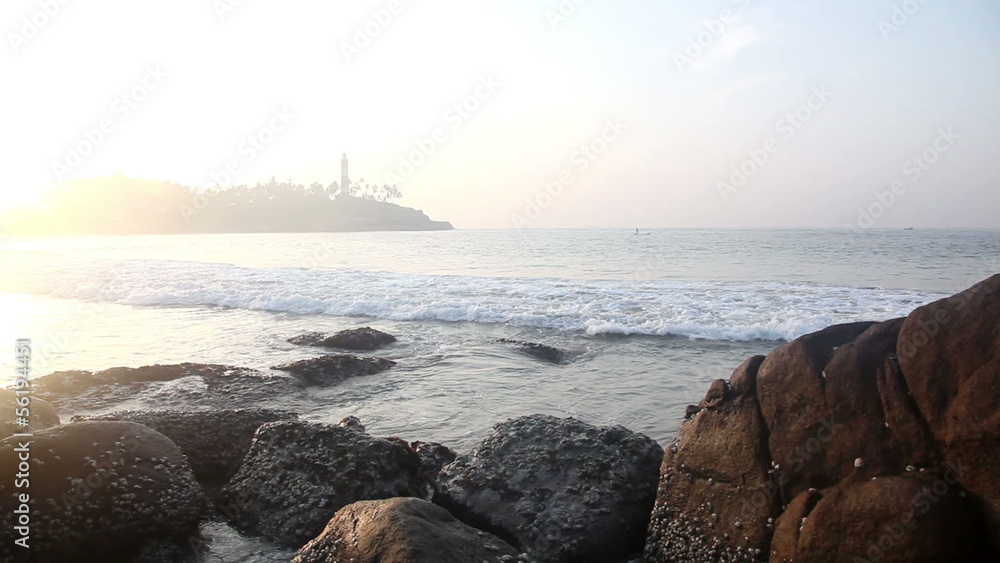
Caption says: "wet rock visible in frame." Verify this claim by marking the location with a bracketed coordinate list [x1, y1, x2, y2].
[0, 421, 205, 560]
[74, 409, 298, 485]
[220, 421, 424, 547]
[645, 356, 775, 563]
[288, 327, 397, 351]
[272, 355, 396, 387]
[293, 497, 520, 563]
[896, 273, 1000, 509]
[338, 415, 365, 431]
[436, 414, 662, 563]
[771, 473, 999, 561]
[410, 441, 457, 486]
[32, 363, 301, 413]
[496, 339, 567, 364]
[0, 389, 60, 440]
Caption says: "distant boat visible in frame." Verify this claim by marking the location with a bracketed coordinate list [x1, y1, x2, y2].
[904, 227, 914, 231]
[634, 228, 651, 235]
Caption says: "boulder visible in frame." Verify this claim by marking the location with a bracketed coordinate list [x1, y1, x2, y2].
[645, 356, 775, 562]
[272, 355, 395, 387]
[288, 327, 397, 351]
[219, 421, 425, 547]
[293, 497, 520, 563]
[756, 321, 887, 499]
[436, 414, 662, 562]
[896, 273, 1000, 509]
[770, 472, 999, 562]
[73, 409, 298, 485]
[877, 354, 943, 470]
[0, 421, 205, 560]
[0, 389, 60, 440]
[497, 339, 566, 364]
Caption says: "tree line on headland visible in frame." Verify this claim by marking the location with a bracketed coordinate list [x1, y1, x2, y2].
[0, 176, 451, 235]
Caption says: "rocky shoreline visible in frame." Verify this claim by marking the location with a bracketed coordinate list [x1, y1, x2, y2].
[1, 276, 997, 561]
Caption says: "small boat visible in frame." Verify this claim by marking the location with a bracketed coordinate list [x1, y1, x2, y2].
[903, 227, 914, 231]
[634, 228, 651, 235]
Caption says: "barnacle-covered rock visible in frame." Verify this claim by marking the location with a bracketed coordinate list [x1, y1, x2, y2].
[220, 421, 424, 547]
[0, 421, 205, 560]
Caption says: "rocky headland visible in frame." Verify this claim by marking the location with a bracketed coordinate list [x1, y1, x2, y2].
[0, 275, 997, 561]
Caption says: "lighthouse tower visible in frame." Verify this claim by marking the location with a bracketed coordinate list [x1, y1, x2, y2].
[340, 153, 350, 198]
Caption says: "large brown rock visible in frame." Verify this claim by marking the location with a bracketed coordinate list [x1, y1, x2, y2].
[757, 320, 898, 499]
[876, 355, 943, 469]
[896, 273, 1000, 509]
[770, 472, 999, 562]
[645, 356, 775, 562]
[293, 497, 520, 563]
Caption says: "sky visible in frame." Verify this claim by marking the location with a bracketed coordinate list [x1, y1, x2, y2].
[3, 0, 999, 229]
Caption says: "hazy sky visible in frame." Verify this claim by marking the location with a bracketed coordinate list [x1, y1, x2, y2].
[4, 0, 999, 228]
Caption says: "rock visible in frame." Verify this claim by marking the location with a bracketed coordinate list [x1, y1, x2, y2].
[32, 363, 302, 413]
[877, 353, 943, 470]
[896, 274, 1000, 509]
[410, 441, 457, 486]
[272, 355, 396, 387]
[293, 497, 520, 563]
[288, 327, 397, 351]
[497, 339, 567, 364]
[645, 356, 776, 563]
[0, 389, 60, 440]
[755, 321, 884, 499]
[0, 421, 206, 560]
[770, 473, 999, 561]
[338, 415, 365, 431]
[220, 421, 425, 547]
[73, 409, 298, 485]
[436, 414, 662, 563]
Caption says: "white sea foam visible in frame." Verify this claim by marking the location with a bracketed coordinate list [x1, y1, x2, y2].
[2, 257, 949, 342]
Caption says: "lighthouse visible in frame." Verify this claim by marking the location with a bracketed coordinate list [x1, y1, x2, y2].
[340, 152, 350, 198]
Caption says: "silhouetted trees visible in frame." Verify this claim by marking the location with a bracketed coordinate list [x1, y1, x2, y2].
[0, 175, 435, 235]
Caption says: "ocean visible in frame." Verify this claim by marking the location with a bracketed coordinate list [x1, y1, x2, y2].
[1, 228, 997, 559]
